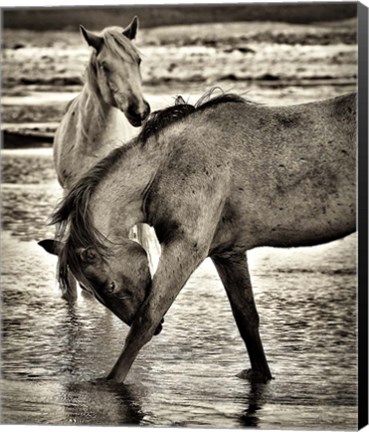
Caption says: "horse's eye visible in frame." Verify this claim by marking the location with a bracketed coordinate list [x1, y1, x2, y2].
[107, 281, 115, 293]
[101, 62, 110, 73]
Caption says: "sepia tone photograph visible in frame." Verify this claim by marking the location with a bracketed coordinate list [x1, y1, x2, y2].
[0, 1, 363, 429]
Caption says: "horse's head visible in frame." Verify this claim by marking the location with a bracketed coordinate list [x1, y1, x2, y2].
[72, 240, 153, 326]
[39, 238, 163, 334]
[80, 17, 150, 127]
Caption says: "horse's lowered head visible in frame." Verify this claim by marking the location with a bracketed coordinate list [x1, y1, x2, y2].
[81, 17, 150, 127]
[39, 237, 163, 334]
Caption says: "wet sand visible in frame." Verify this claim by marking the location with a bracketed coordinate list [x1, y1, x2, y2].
[1, 230, 358, 428]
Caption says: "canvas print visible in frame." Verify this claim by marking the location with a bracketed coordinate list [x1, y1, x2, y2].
[1, 2, 364, 429]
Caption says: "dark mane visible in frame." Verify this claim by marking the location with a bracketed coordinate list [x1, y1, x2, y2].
[138, 90, 247, 143]
[137, 96, 196, 142]
[51, 143, 136, 294]
[195, 91, 248, 110]
[51, 89, 250, 295]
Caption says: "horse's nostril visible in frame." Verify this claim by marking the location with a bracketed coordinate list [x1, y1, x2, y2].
[127, 104, 137, 118]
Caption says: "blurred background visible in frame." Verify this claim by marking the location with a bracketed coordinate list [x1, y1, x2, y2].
[2, 2, 357, 149]
[2, 3, 358, 29]
[1, 3, 358, 429]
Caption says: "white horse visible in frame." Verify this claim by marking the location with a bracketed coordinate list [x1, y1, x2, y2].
[48, 18, 159, 300]
[54, 17, 149, 189]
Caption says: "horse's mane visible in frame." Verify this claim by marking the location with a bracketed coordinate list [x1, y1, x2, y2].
[100, 27, 141, 62]
[51, 89, 249, 295]
[51, 143, 131, 293]
[138, 90, 247, 142]
[53, 127, 135, 292]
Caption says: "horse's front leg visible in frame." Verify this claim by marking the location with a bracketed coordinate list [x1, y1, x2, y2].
[107, 237, 208, 383]
[211, 252, 272, 383]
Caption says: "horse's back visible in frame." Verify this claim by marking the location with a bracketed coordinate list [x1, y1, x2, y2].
[160, 92, 356, 172]
[219, 94, 356, 249]
[149, 94, 356, 252]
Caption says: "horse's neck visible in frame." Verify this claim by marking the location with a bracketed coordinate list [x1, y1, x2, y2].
[90, 142, 163, 241]
[76, 85, 132, 153]
[76, 85, 138, 156]
[55, 84, 137, 188]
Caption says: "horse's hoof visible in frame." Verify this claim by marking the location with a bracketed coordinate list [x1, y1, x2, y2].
[236, 369, 272, 383]
[91, 374, 123, 386]
[90, 376, 107, 386]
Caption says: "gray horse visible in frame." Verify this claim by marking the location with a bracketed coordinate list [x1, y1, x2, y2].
[40, 91, 356, 384]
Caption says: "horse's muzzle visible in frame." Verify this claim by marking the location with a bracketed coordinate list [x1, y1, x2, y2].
[128, 116, 144, 127]
[127, 101, 150, 127]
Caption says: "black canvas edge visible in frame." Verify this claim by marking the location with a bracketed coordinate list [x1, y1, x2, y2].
[358, 1, 369, 430]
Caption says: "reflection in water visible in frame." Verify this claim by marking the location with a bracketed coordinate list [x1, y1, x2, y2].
[64, 381, 145, 425]
[1, 153, 358, 429]
[62, 305, 83, 376]
[238, 382, 268, 428]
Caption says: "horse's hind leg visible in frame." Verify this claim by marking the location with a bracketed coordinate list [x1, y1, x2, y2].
[212, 253, 272, 383]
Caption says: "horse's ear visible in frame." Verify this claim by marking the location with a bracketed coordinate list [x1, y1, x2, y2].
[80, 25, 103, 52]
[77, 247, 99, 264]
[38, 239, 64, 256]
[123, 16, 138, 40]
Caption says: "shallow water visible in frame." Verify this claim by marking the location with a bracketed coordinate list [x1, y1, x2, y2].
[1, 151, 357, 429]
